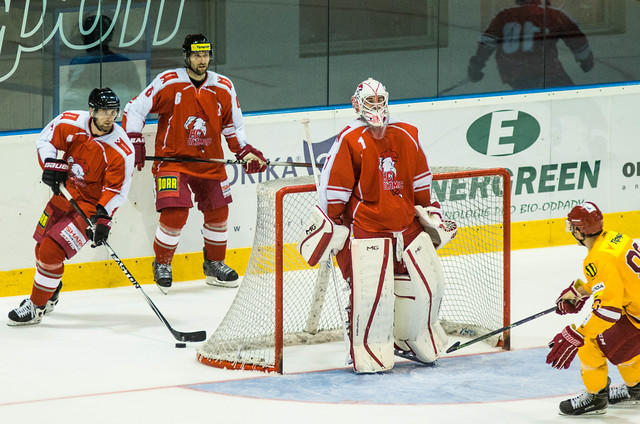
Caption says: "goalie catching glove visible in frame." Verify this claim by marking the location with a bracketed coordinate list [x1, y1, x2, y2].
[555, 279, 589, 315]
[298, 205, 349, 266]
[415, 202, 457, 249]
[236, 144, 267, 174]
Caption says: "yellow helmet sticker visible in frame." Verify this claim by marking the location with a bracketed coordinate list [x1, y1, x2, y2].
[192, 43, 211, 51]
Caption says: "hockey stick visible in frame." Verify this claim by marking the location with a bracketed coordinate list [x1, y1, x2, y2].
[445, 306, 556, 353]
[59, 185, 207, 343]
[145, 155, 322, 169]
[438, 78, 469, 96]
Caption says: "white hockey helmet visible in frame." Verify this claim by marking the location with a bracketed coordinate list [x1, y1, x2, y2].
[351, 78, 389, 130]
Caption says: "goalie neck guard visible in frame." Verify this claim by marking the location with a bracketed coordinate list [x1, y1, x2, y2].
[566, 201, 603, 236]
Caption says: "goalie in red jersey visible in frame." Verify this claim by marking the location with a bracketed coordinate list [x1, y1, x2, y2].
[301, 78, 457, 373]
[468, 0, 594, 90]
[123, 34, 267, 294]
[547, 202, 640, 415]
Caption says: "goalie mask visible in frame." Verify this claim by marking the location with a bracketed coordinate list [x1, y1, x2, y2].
[352, 78, 389, 139]
[182, 33, 213, 72]
[566, 201, 603, 237]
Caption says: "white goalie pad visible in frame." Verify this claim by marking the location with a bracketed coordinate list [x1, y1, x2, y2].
[415, 204, 457, 250]
[298, 205, 349, 266]
[394, 232, 448, 363]
[350, 237, 395, 373]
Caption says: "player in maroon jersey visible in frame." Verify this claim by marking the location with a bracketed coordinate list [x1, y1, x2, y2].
[123, 34, 267, 293]
[468, 0, 594, 90]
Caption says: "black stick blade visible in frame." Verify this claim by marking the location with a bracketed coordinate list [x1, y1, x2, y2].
[175, 330, 207, 342]
[446, 341, 461, 354]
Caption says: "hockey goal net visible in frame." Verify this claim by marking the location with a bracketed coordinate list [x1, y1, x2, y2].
[197, 167, 511, 373]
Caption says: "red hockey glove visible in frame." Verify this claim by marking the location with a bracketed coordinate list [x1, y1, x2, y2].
[42, 158, 69, 195]
[236, 144, 267, 174]
[555, 279, 588, 315]
[546, 325, 584, 370]
[127, 132, 145, 171]
[85, 205, 112, 247]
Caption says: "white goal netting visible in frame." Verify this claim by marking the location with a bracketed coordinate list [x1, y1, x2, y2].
[197, 168, 511, 372]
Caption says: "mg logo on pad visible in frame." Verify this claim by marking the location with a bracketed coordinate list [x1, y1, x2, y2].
[466, 110, 540, 156]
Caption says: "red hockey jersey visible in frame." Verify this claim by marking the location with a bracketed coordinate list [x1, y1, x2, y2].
[319, 118, 433, 233]
[36, 110, 134, 217]
[122, 68, 249, 180]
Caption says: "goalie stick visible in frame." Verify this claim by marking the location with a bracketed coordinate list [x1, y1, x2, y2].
[145, 155, 322, 169]
[445, 306, 556, 353]
[59, 185, 207, 343]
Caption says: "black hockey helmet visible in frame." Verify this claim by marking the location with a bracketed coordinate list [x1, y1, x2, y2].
[182, 33, 213, 67]
[88, 87, 120, 110]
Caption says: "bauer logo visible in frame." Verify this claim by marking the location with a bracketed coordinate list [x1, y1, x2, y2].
[466, 110, 540, 156]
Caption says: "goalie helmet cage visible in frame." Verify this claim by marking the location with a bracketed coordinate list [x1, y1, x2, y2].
[197, 167, 511, 373]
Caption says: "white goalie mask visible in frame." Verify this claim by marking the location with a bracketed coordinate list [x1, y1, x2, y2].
[351, 78, 389, 138]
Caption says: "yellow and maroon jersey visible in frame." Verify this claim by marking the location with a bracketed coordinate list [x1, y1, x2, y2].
[122, 67, 249, 180]
[318, 118, 433, 233]
[577, 231, 640, 337]
[36, 110, 134, 217]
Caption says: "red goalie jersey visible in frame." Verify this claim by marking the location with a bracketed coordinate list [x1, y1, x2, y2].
[319, 118, 433, 233]
[122, 68, 249, 180]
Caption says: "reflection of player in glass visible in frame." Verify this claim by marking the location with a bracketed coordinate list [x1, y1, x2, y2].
[547, 202, 640, 415]
[61, 15, 145, 112]
[468, 0, 594, 90]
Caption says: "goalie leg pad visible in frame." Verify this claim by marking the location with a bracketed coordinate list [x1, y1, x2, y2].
[350, 237, 395, 373]
[394, 232, 448, 363]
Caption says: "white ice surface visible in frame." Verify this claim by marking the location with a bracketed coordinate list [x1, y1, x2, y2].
[1, 243, 639, 424]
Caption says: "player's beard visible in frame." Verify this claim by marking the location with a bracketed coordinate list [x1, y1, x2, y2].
[93, 118, 113, 134]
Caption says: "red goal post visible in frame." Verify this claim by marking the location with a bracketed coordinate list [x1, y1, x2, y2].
[197, 167, 511, 373]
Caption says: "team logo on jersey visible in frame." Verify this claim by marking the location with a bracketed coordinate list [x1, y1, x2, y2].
[184, 113, 212, 147]
[585, 262, 597, 277]
[466, 110, 540, 156]
[157, 175, 178, 192]
[379, 149, 403, 197]
[68, 156, 88, 188]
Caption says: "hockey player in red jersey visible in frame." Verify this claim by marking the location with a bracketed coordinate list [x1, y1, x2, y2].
[468, 0, 594, 90]
[8, 88, 134, 325]
[122, 34, 267, 293]
[547, 202, 640, 415]
[304, 78, 457, 373]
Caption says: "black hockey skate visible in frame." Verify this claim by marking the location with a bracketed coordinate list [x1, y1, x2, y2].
[559, 380, 609, 416]
[203, 249, 238, 288]
[610, 382, 640, 406]
[45, 282, 63, 314]
[153, 260, 172, 294]
[8, 299, 45, 326]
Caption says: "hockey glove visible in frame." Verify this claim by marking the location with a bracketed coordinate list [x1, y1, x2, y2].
[127, 132, 145, 171]
[85, 205, 112, 247]
[555, 279, 588, 315]
[546, 324, 584, 370]
[42, 158, 69, 195]
[236, 144, 267, 174]
[467, 56, 485, 82]
[579, 53, 595, 73]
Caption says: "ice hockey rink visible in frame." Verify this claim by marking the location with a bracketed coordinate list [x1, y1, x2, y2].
[1, 242, 639, 424]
